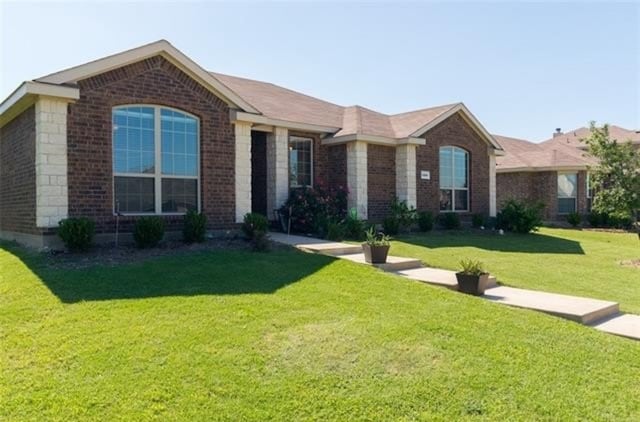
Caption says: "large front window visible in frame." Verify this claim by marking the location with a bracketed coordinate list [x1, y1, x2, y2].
[439, 146, 469, 211]
[113, 106, 199, 214]
[557, 172, 577, 214]
[289, 136, 313, 188]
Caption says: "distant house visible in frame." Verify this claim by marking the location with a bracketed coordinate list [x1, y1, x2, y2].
[495, 126, 639, 220]
[0, 40, 504, 248]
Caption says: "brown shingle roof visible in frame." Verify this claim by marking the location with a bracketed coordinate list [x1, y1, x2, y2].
[540, 125, 640, 149]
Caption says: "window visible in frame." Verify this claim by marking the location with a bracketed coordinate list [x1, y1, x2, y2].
[289, 136, 313, 188]
[113, 106, 199, 214]
[439, 146, 469, 211]
[557, 172, 577, 214]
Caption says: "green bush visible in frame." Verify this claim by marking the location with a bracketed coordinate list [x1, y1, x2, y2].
[278, 184, 348, 234]
[439, 212, 461, 230]
[241, 213, 269, 240]
[382, 216, 400, 235]
[587, 211, 632, 229]
[390, 197, 416, 230]
[588, 211, 607, 228]
[472, 213, 485, 228]
[326, 221, 346, 241]
[251, 230, 271, 252]
[566, 212, 581, 228]
[344, 209, 366, 240]
[417, 211, 434, 232]
[497, 199, 544, 234]
[183, 210, 207, 243]
[133, 217, 165, 248]
[57, 217, 95, 252]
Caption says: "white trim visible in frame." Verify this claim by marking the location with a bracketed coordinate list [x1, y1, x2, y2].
[36, 40, 258, 114]
[288, 135, 314, 189]
[230, 110, 339, 134]
[112, 105, 200, 215]
[489, 154, 497, 217]
[321, 133, 426, 146]
[410, 103, 503, 151]
[0, 81, 79, 128]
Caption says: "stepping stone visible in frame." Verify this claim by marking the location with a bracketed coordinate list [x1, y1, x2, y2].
[339, 253, 422, 271]
[483, 286, 619, 324]
[593, 314, 640, 341]
[396, 267, 497, 290]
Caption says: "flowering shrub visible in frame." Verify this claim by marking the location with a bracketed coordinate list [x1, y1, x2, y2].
[279, 181, 348, 234]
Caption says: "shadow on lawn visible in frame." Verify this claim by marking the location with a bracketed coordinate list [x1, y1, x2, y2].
[397, 231, 585, 254]
[4, 243, 335, 303]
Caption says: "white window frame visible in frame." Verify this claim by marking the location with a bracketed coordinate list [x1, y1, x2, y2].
[112, 104, 200, 216]
[439, 145, 469, 212]
[557, 171, 577, 215]
[288, 136, 314, 189]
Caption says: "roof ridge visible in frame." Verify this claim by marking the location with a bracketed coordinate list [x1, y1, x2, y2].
[390, 102, 460, 118]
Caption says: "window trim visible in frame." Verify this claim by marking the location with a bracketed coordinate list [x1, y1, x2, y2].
[557, 171, 577, 215]
[288, 135, 314, 189]
[439, 145, 469, 213]
[112, 104, 200, 216]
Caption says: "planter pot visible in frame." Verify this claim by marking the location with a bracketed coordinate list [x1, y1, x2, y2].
[455, 273, 490, 296]
[362, 244, 390, 264]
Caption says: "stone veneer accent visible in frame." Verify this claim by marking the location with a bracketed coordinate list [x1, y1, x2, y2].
[35, 97, 69, 228]
[489, 153, 497, 216]
[266, 127, 289, 218]
[235, 121, 252, 222]
[347, 141, 368, 219]
[396, 144, 417, 209]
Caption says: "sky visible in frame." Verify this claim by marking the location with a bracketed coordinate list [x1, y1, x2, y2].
[1, 1, 638, 142]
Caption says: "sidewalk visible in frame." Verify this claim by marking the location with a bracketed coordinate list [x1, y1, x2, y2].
[270, 232, 640, 341]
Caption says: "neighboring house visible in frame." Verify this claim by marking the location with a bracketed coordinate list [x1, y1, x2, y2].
[0, 40, 503, 248]
[495, 126, 639, 220]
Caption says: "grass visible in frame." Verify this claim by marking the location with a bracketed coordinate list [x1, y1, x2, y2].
[391, 227, 640, 313]
[2, 241, 640, 420]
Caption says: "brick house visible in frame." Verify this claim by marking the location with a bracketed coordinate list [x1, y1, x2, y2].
[0, 40, 503, 248]
[495, 126, 640, 221]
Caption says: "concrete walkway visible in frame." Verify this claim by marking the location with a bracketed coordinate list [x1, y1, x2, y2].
[270, 232, 639, 341]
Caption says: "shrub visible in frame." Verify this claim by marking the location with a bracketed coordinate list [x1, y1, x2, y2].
[278, 183, 348, 234]
[183, 210, 207, 243]
[251, 230, 271, 252]
[472, 213, 485, 228]
[566, 212, 581, 228]
[439, 212, 461, 230]
[133, 216, 165, 248]
[417, 211, 434, 232]
[390, 197, 416, 230]
[326, 221, 346, 241]
[588, 211, 607, 228]
[242, 213, 269, 240]
[343, 209, 366, 240]
[382, 216, 400, 235]
[497, 199, 544, 234]
[57, 217, 95, 252]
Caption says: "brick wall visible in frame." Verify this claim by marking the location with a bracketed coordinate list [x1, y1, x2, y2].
[416, 112, 490, 217]
[367, 144, 396, 222]
[326, 144, 347, 190]
[0, 106, 37, 234]
[66, 56, 235, 233]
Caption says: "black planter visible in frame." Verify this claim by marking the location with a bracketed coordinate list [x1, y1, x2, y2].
[455, 273, 490, 296]
[362, 244, 390, 264]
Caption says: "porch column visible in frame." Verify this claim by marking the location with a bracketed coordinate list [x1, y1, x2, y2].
[347, 141, 368, 219]
[235, 121, 252, 223]
[266, 127, 289, 219]
[35, 97, 69, 228]
[395, 144, 417, 208]
[489, 153, 497, 217]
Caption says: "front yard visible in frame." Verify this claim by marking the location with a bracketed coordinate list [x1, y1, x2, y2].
[391, 227, 640, 313]
[1, 238, 639, 420]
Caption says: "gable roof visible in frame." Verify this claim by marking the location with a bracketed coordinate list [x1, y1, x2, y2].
[540, 125, 640, 149]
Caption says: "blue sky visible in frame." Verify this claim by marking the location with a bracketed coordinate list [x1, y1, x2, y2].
[1, 1, 638, 141]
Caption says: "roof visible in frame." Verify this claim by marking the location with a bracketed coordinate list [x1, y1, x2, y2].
[495, 134, 597, 172]
[1, 39, 502, 150]
[540, 125, 640, 149]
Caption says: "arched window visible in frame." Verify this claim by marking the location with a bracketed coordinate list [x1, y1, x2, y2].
[439, 146, 469, 212]
[112, 105, 199, 214]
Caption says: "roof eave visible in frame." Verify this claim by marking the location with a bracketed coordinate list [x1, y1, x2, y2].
[0, 81, 80, 128]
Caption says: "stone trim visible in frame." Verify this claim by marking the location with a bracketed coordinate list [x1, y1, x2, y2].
[35, 97, 69, 228]
[489, 153, 497, 217]
[347, 141, 368, 219]
[396, 144, 417, 208]
[266, 127, 289, 219]
[235, 121, 252, 222]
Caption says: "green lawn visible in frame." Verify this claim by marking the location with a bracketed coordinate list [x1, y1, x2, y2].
[391, 228, 640, 313]
[1, 242, 639, 420]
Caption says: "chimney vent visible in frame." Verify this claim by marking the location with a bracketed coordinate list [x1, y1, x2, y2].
[553, 128, 563, 138]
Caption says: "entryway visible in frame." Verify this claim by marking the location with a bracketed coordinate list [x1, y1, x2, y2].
[251, 131, 268, 216]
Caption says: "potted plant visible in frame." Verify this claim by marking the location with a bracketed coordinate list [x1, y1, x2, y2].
[362, 227, 391, 264]
[455, 259, 490, 296]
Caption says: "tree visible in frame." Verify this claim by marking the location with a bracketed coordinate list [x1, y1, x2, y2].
[585, 122, 640, 235]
